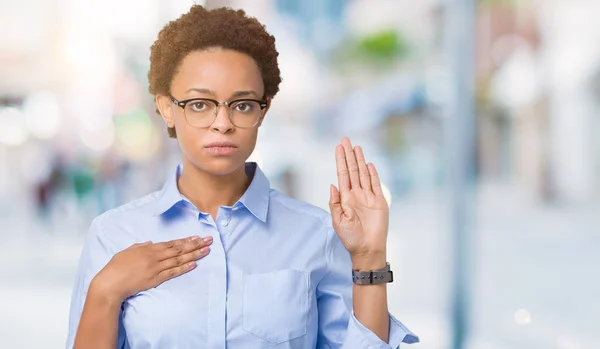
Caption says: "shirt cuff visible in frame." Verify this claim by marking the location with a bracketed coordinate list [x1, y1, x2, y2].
[347, 311, 419, 348]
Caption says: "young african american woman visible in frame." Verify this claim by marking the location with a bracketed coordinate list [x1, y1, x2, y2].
[66, 6, 418, 349]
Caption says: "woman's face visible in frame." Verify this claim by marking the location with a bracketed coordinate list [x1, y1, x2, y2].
[157, 48, 269, 175]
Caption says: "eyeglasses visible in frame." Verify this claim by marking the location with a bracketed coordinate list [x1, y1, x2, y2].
[170, 96, 268, 129]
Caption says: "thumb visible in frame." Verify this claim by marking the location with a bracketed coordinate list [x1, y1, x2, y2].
[329, 184, 343, 217]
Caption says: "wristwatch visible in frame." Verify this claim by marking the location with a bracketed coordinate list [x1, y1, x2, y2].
[352, 262, 393, 285]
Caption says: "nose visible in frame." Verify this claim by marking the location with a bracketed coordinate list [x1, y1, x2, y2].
[210, 104, 234, 133]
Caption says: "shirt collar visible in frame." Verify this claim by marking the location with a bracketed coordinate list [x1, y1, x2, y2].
[152, 162, 270, 222]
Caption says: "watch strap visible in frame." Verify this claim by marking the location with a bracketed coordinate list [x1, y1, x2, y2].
[352, 262, 393, 285]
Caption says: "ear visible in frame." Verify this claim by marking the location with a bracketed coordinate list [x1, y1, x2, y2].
[257, 97, 271, 127]
[155, 94, 175, 128]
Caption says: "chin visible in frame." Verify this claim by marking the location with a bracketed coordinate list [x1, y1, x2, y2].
[187, 155, 248, 176]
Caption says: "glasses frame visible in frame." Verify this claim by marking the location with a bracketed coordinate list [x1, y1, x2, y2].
[170, 95, 268, 129]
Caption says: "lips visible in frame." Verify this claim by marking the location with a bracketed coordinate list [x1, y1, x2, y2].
[204, 141, 238, 148]
[204, 141, 238, 156]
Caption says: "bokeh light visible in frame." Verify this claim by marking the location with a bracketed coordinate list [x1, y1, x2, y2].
[0, 107, 28, 146]
[22, 91, 62, 139]
[514, 309, 532, 325]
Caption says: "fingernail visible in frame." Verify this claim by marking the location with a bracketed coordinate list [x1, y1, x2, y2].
[200, 246, 210, 253]
[188, 262, 197, 268]
[203, 236, 213, 243]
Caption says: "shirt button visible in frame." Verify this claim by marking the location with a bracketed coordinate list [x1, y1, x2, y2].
[220, 220, 229, 227]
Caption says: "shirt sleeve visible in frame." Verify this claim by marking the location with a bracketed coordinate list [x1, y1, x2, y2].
[65, 214, 129, 349]
[315, 219, 419, 349]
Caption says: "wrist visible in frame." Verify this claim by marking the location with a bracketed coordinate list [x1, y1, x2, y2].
[89, 275, 125, 307]
[351, 251, 387, 271]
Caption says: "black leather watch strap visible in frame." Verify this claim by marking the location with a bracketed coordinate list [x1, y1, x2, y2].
[352, 262, 393, 285]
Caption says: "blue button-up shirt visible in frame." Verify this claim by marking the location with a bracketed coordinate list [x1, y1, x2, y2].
[66, 162, 418, 348]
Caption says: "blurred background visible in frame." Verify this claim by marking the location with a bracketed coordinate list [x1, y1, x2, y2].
[1, 0, 599, 348]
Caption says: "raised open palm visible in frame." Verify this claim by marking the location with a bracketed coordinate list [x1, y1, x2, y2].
[329, 138, 389, 257]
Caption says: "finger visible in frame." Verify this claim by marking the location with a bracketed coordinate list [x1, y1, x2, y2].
[159, 246, 210, 270]
[354, 146, 372, 192]
[155, 261, 197, 286]
[328, 184, 344, 218]
[155, 236, 212, 261]
[335, 145, 350, 192]
[151, 236, 193, 251]
[130, 241, 152, 248]
[341, 137, 360, 189]
[367, 163, 384, 197]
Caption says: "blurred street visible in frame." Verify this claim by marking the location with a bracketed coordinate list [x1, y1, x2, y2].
[1, 182, 599, 349]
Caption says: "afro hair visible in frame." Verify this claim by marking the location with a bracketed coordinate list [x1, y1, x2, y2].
[148, 6, 282, 138]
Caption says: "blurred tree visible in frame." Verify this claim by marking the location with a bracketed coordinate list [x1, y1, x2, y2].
[330, 28, 410, 73]
[355, 29, 408, 62]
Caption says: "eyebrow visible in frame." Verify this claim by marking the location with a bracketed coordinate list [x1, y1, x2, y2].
[186, 88, 260, 99]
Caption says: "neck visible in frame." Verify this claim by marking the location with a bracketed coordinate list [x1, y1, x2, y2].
[177, 159, 251, 220]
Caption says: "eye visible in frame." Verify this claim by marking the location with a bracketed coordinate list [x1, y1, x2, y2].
[233, 101, 255, 113]
[188, 101, 210, 112]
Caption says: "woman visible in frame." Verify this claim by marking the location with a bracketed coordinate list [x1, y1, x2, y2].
[66, 5, 418, 349]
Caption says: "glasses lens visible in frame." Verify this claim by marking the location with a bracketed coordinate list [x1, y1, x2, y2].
[230, 100, 262, 127]
[184, 99, 217, 127]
